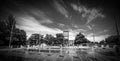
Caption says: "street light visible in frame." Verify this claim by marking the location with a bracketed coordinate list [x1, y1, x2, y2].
[88, 24, 95, 43]
[114, 16, 120, 54]
[9, 16, 15, 48]
[114, 16, 120, 43]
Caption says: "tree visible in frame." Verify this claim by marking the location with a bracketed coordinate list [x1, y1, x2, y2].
[11, 29, 27, 47]
[99, 40, 106, 45]
[0, 15, 27, 47]
[28, 33, 44, 46]
[0, 20, 6, 45]
[38, 34, 44, 44]
[56, 33, 65, 45]
[74, 32, 90, 45]
[28, 34, 39, 46]
[105, 35, 120, 45]
[28, 33, 66, 46]
[44, 34, 56, 45]
[0, 15, 16, 46]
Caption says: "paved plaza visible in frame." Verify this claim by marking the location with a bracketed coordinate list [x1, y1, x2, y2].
[0, 47, 120, 61]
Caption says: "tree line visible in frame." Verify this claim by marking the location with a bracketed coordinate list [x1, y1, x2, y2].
[1, 15, 119, 48]
[0, 15, 90, 47]
[99, 35, 120, 45]
[27, 32, 91, 46]
[27, 33, 68, 46]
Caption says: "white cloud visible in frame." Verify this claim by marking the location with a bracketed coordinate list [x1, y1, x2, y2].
[96, 29, 109, 35]
[87, 25, 92, 30]
[87, 33, 94, 37]
[16, 15, 109, 42]
[30, 10, 53, 24]
[73, 25, 79, 28]
[74, 29, 87, 32]
[87, 29, 109, 37]
[86, 32, 110, 42]
[16, 16, 62, 38]
[86, 34, 110, 42]
[16, 9, 53, 24]
[85, 9, 105, 24]
[58, 23, 65, 27]
[103, 29, 108, 33]
[66, 28, 86, 33]
[86, 24, 95, 30]
[40, 19, 53, 24]
[53, 0, 69, 18]
[71, 3, 105, 24]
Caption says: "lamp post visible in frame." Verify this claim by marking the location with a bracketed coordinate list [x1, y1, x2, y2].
[92, 28, 95, 43]
[88, 24, 95, 52]
[88, 24, 95, 43]
[9, 17, 15, 48]
[114, 16, 120, 54]
[114, 17, 120, 43]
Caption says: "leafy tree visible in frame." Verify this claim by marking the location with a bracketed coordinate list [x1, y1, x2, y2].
[74, 32, 90, 45]
[28, 34, 39, 46]
[44, 34, 56, 45]
[0, 15, 16, 46]
[28, 33, 67, 46]
[38, 34, 44, 44]
[105, 35, 120, 45]
[11, 29, 27, 47]
[99, 40, 106, 45]
[28, 34, 44, 46]
[55, 33, 65, 45]
[0, 15, 27, 47]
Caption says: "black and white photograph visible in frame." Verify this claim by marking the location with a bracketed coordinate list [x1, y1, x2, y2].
[0, 0, 120, 61]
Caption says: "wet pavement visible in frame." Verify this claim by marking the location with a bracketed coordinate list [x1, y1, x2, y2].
[0, 47, 120, 61]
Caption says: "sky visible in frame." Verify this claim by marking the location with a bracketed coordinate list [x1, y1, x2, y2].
[0, 0, 120, 42]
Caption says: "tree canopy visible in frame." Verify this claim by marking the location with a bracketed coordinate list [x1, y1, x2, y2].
[74, 32, 90, 45]
[0, 15, 27, 47]
[28, 33, 68, 46]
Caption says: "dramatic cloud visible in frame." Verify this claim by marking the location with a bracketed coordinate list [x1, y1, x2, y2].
[72, 24, 79, 28]
[40, 19, 53, 24]
[87, 24, 95, 30]
[14, 7, 107, 42]
[71, 3, 105, 24]
[87, 25, 92, 30]
[86, 29, 109, 42]
[16, 15, 62, 38]
[58, 23, 65, 27]
[74, 29, 87, 32]
[97, 29, 109, 35]
[29, 10, 54, 24]
[86, 34, 110, 42]
[53, 0, 69, 18]
[87, 33, 94, 37]
[0, 0, 119, 42]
